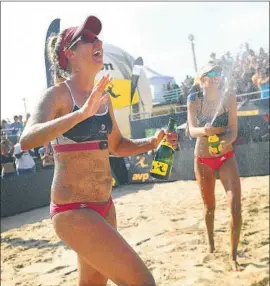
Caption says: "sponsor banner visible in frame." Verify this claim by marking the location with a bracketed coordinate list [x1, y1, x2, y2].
[94, 78, 139, 109]
[128, 150, 181, 184]
[128, 153, 154, 183]
[44, 19, 60, 88]
[237, 110, 259, 116]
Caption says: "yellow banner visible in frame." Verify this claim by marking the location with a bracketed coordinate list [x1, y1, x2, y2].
[95, 79, 139, 109]
[150, 160, 168, 176]
[237, 110, 259, 116]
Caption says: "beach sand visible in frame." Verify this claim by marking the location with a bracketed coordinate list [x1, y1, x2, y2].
[1, 176, 269, 286]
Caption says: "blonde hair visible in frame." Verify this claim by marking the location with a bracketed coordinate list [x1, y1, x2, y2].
[47, 32, 69, 84]
[193, 74, 203, 87]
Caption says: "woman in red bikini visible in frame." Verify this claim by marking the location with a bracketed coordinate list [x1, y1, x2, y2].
[187, 62, 242, 271]
[20, 16, 177, 286]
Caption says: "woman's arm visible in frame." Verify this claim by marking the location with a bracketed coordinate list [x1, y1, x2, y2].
[107, 99, 165, 157]
[20, 76, 111, 151]
[187, 99, 207, 138]
[220, 94, 238, 146]
[20, 85, 84, 151]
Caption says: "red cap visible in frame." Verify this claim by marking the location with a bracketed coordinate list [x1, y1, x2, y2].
[59, 16, 102, 69]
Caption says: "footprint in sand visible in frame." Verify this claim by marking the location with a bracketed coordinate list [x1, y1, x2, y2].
[201, 254, 215, 264]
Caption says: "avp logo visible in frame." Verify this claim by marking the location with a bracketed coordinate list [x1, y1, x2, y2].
[107, 83, 121, 99]
[102, 63, 114, 71]
[135, 156, 149, 168]
[132, 173, 150, 182]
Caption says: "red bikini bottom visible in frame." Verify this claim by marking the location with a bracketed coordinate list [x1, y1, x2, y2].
[50, 196, 113, 218]
[197, 151, 234, 170]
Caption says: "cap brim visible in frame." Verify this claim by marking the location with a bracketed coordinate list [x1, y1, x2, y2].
[201, 62, 222, 74]
[71, 16, 102, 42]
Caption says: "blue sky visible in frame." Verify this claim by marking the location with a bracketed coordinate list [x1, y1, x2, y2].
[1, 2, 269, 119]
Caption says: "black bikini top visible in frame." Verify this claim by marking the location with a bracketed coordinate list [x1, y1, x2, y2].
[197, 107, 229, 128]
[187, 85, 229, 128]
[62, 105, 113, 142]
[54, 82, 113, 144]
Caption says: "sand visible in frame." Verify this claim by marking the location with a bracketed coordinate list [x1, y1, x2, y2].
[1, 176, 269, 286]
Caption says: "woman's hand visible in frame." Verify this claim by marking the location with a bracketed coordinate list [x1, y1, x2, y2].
[203, 123, 226, 137]
[79, 75, 112, 119]
[152, 129, 178, 150]
[166, 131, 178, 149]
[203, 123, 217, 136]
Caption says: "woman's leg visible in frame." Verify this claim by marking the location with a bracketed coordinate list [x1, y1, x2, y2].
[52, 202, 155, 286]
[194, 158, 216, 253]
[219, 155, 243, 271]
[76, 202, 117, 286]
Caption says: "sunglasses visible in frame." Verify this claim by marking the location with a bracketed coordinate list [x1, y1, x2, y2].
[205, 70, 222, 78]
[67, 30, 99, 50]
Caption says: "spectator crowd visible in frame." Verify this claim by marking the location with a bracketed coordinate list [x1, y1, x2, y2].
[1, 114, 54, 179]
[209, 43, 269, 100]
[162, 42, 269, 105]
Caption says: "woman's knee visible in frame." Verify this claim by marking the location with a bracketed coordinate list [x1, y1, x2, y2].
[204, 205, 215, 216]
[146, 273, 156, 286]
[127, 269, 156, 286]
[230, 207, 242, 221]
[135, 274, 156, 286]
[201, 190, 215, 208]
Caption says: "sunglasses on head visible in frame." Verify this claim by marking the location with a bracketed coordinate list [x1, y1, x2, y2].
[67, 30, 99, 50]
[205, 70, 222, 78]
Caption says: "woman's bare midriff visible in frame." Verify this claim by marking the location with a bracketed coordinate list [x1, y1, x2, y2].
[194, 128, 234, 158]
[51, 147, 112, 204]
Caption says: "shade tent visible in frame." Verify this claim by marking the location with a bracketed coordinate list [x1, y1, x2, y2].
[148, 74, 176, 104]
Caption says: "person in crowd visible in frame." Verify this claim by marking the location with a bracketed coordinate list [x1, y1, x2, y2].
[240, 60, 257, 93]
[13, 142, 36, 175]
[38, 143, 54, 168]
[258, 47, 268, 62]
[252, 61, 269, 99]
[1, 119, 10, 131]
[1, 138, 16, 178]
[10, 116, 23, 144]
[209, 52, 220, 65]
[241, 42, 255, 62]
[18, 115, 24, 125]
[10, 115, 24, 131]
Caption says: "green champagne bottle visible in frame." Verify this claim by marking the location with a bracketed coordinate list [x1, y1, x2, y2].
[150, 118, 176, 180]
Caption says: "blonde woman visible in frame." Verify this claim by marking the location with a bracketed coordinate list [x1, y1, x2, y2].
[187, 62, 242, 271]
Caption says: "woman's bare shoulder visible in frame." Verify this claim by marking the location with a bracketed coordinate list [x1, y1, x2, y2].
[29, 82, 73, 124]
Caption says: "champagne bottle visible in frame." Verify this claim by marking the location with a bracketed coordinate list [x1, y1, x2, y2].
[150, 118, 176, 180]
[208, 134, 222, 154]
